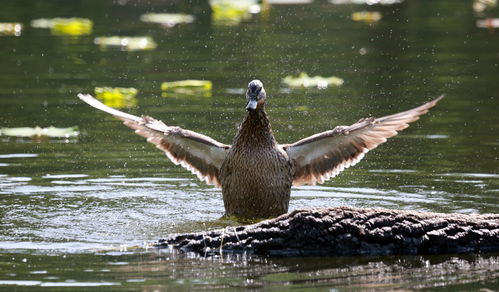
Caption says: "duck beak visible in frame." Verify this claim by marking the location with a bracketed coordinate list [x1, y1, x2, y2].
[246, 99, 258, 111]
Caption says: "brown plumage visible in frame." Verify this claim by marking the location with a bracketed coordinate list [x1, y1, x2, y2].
[219, 104, 293, 218]
[78, 80, 444, 219]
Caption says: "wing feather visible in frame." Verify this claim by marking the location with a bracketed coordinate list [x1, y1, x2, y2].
[283, 95, 444, 186]
[78, 94, 230, 186]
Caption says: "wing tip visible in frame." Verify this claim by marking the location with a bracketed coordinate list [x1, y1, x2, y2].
[77, 93, 227, 188]
[435, 94, 446, 101]
[77, 92, 101, 109]
[428, 94, 445, 107]
[77, 92, 142, 122]
[77, 93, 95, 103]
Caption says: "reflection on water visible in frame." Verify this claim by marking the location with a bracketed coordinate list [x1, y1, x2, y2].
[1, 0, 498, 289]
[0, 251, 498, 290]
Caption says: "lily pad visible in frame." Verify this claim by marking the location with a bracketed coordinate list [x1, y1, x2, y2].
[282, 72, 344, 89]
[351, 11, 382, 23]
[0, 23, 22, 36]
[268, 0, 313, 4]
[162, 80, 212, 91]
[94, 87, 138, 108]
[31, 18, 93, 35]
[330, 0, 402, 4]
[294, 105, 309, 111]
[94, 36, 157, 51]
[210, 0, 260, 25]
[161, 80, 212, 97]
[140, 13, 195, 27]
[0, 127, 79, 138]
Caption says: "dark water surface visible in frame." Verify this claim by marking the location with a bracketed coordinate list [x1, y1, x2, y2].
[1, 0, 498, 290]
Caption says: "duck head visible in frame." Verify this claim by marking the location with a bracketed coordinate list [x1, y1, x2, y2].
[246, 80, 266, 111]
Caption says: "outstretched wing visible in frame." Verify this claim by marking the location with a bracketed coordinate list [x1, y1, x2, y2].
[283, 95, 444, 186]
[78, 94, 230, 187]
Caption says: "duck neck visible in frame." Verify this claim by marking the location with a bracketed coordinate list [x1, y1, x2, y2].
[234, 106, 276, 148]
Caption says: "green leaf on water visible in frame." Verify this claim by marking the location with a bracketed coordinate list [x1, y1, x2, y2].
[94, 87, 138, 108]
[94, 36, 157, 51]
[282, 72, 344, 89]
[140, 13, 195, 27]
[0, 127, 79, 138]
[31, 18, 93, 35]
[351, 11, 382, 23]
[161, 80, 212, 97]
[0, 22, 22, 36]
[210, 0, 260, 25]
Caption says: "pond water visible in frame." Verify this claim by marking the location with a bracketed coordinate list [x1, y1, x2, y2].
[1, 0, 498, 290]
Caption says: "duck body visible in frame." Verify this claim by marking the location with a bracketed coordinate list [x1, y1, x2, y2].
[78, 80, 444, 219]
[220, 108, 293, 218]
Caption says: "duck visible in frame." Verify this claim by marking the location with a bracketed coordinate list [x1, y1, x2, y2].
[78, 80, 444, 219]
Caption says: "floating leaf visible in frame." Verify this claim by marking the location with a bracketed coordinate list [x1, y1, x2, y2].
[294, 105, 309, 111]
[210, 0, 260, 25]
[282, 72, 344, 89]
[0, 23, 22, 36]
[31, 18, 93, 36]
[94, 87, 138, 108]
[161, 80, 212, 97]
[0, 127, 79, 138]
[140, 13, 195, 27]
[330, 0, 402, 4]
[31, 18, 52, 28]
[351, 11, 382, 23]
[268, 0, 313, 3]
[94, 36, 157, 51]
[52, 18, 92, 35]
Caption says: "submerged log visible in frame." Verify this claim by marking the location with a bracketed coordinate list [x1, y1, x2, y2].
[156, 206, 499, 256]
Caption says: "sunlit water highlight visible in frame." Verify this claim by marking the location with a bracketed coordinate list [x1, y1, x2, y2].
[0, 169, 497, 254]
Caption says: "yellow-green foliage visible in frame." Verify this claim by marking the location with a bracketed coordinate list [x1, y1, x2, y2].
[140, 13, 195, 27]
[282, 72, 344, 89]
[0, 127, 79, 138]
[161, 80, 212, 97]
[31, 18, 93, 35]
[351, 11, 382, 23]
[210, 0, 259, 25]
[94, 87, 138, 108]
[0, 23, 22, 36]
[94, 36, 157, 51]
